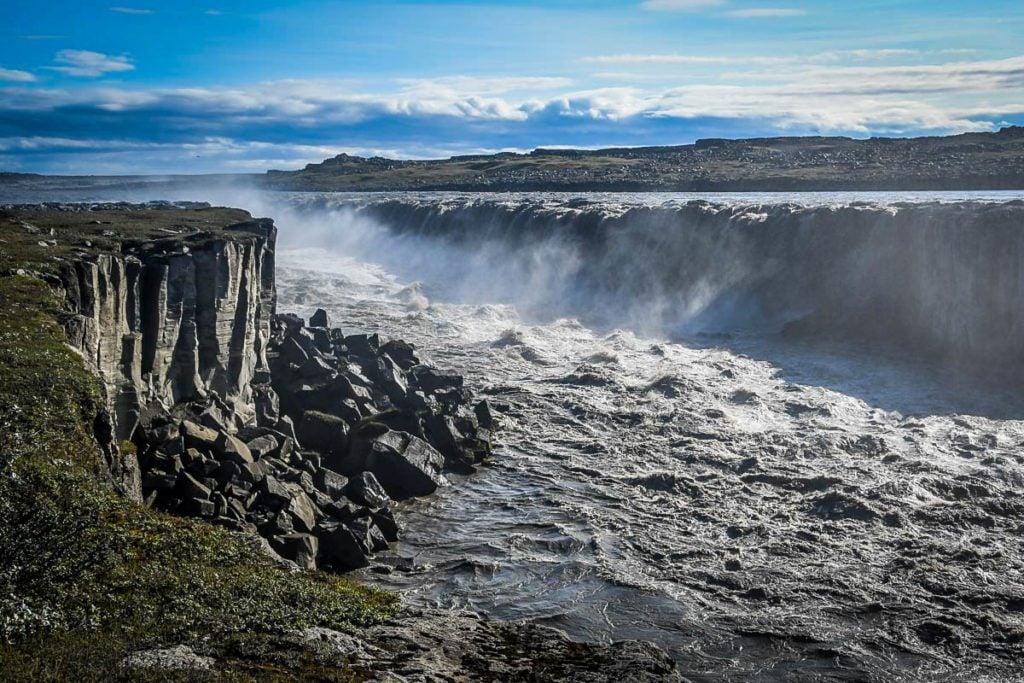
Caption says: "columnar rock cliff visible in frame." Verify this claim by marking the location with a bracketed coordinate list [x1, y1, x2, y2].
[56, 212, 277, 446]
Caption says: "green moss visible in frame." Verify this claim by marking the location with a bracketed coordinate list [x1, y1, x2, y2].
[0, 206, 261, 274]
[0, 274, 397, 680]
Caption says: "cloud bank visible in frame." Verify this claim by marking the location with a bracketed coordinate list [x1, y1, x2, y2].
[46, 50, 135, 78]
[1, 55, 1022, 173]
[0, 68, 36, 83]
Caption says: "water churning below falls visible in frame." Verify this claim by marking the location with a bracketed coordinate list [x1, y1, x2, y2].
[276, 194, 1024, 682]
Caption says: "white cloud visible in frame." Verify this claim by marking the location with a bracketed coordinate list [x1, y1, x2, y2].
[581, 54, 789, 65]
[394, 76, 573, 95]
[768, 56, 1024, 96]
[1, 55, 1021, 170]
[640, 0, 725, 10]
[582, 48, 982, 69]
[110, 6, 153, 14]
[841, 49, 918, 59]
[5, 54, 1022, 129]
[205, 9, 224, 15]
[47, 50, 135, 77]
[727, 8, 807, 18]
[0, 68, 36, 83]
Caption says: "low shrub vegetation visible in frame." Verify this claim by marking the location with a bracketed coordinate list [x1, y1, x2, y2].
[0, 275, 397, 681]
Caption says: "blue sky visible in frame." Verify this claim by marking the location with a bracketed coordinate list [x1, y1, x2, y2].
[2, 0, 1023, 173]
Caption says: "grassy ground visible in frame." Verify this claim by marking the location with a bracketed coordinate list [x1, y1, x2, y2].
[264, 127, 1024, 191]
[0, 206, 261, 275]
[0, 273, 397, 681]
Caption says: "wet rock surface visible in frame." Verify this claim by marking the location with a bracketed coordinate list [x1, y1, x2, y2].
[329, 608, 683, 682]
[274, 245, 1024, 682]
[135, 309, 495, 573]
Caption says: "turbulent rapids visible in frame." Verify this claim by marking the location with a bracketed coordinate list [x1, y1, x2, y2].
[267, 193, 1024, 681]
[285, 194, 1024, 375]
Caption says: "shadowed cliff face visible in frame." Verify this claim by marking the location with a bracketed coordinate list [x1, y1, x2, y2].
[2, 205, 278, 452]
[281, 195, 1024, 380]
[61, 222, 277, 447]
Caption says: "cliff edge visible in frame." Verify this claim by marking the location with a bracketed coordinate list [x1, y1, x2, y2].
[0, 202, 681, 681]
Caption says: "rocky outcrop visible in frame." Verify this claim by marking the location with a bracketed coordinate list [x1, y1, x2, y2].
[135, 309, 496, 572]
[59, 214, 277, 447]
[1, 202, 684, 678]
[20, 202, 492, 571]
[299, 609, 684, 681]
[120, 611, 683, 680]
[266, 126, 1024, 192]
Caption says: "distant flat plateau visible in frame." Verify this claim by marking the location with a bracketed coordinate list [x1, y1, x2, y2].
[4, 127, 1024, 193]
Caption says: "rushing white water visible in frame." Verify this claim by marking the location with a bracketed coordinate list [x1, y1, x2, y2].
[267, 193, 1024, 682]
[7, 182, 1024, 680]
[274, 193, 1024, 379]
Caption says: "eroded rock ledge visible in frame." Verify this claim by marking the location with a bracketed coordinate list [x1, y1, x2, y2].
[2, 202, 681, 680]
[136, 307, 496, 572]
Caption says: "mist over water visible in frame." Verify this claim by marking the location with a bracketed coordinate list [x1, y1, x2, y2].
[7, 181, 1024, 679]
[260, 191, 1024, 681]
[269, 192, 1024, 416]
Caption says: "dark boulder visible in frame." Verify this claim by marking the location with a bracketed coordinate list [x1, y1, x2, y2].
[319, 524, 370, 571]
[242, 459, 271, 484]
[264, 510, 295, 536]
[182, 497, 215, 517]
[142, 469, 178, 492]
[276, 416, 298, 443]
[284, 490, 319, 532]
[177, 472, 212, 500]
[198, 406, 230, 433]
[213, 432, 254, 465]
[348, 515, 389, 552]
[309, 308, 330, 329]
[275, 313, 305, 335]
[311, 327, 333, 353]
[424, 414, 474, 473]
[315, 468, 349, 500]
[137, 414, 179, 446]
[371, 508, 401, 542]
[293, 376, 371, 417]
[434, 387, 475, 410]
[341, 421, 390, 470]
[366, 409, 425, 439]
[345, 333, 380, 357]
[380, 339, 419, 369]
[254, 386, 280, 427]
[474, 399, 497, 429]
[374, 356, 410, 405]
[271, 533, 319, 570]
[214, 460, 243, 488]
[299, 356, 336, 381]
[346, 471, 391, 509]
[246, 434, 279, 460]
[365, 432, 447, 500]
[410, 366, 463, 394]
[297, 410, 350, 456]
[259, 475, 294, 508]
[148, 452, 183, 475]
[181, 420, 219, 453]
[280, 336, 310, 366]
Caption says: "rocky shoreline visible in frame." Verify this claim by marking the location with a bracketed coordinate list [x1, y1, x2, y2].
[136, 306, 496, 572]
[0, 202, 683, 680]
